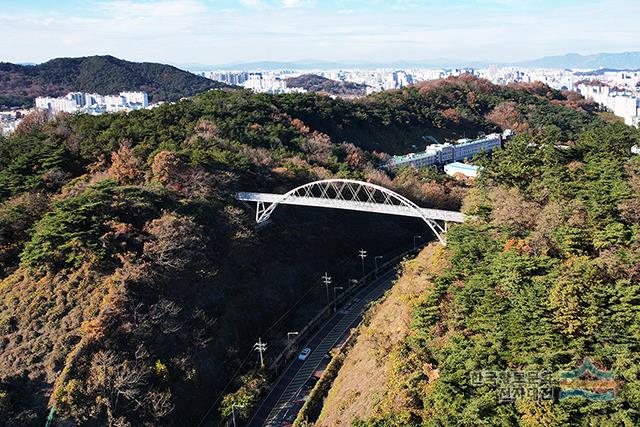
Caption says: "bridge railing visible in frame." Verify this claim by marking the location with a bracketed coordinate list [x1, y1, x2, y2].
[236, 191, 466, 223]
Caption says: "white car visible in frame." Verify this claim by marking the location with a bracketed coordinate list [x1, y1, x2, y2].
[298, 347, 311, 361]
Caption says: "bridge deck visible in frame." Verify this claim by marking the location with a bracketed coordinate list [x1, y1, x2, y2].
[236, 192, 465, 223]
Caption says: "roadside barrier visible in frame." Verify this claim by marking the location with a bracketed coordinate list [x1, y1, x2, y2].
[267, 244, 423, 374]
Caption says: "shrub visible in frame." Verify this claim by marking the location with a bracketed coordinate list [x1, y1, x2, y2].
[21, 180, 164, 269]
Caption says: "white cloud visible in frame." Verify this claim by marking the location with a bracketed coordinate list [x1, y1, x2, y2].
[240, 0, 313, 9]
[239, 0, 269, 9]
[97, 0, 207, 17]
[282, 0, 303, 7]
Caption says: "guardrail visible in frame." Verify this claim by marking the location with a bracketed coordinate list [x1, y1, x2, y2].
[292, 318, 362, 426]
[267, 244, 422, 373]
[221, 244, 426, 426]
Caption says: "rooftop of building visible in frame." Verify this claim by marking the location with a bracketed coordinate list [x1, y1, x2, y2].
[445, 162, 480, 171]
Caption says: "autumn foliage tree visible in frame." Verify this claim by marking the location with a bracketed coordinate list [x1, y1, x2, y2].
[106, 143, 144, 184]
[486, 101, 529, 133]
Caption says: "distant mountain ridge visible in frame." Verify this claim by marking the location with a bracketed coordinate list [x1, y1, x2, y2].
[0, 55, 230, 109]
[574, 67, 640, 76]
[182, 59, 492, 71]
[183, 51, 640, 71]
[4, 52, 639, 111]
[516, 51, 640, 69]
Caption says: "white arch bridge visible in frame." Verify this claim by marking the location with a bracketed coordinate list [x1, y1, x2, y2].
[236, 179, 465, 245]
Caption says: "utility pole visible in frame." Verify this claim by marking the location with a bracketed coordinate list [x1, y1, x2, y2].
[231, 405, 236, 427]
[231, 403, 245, 427]
[287, 331, 299, 351]
[322, 272, 332, 307]
[413, 235, 422, 251]
[375, 256, 383, 277]
[253, 338, 267, 368]
[358, 249, 367, 276]
[333, 286, 344, 311]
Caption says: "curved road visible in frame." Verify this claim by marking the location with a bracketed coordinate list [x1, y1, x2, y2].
[247, 269, 397, 426]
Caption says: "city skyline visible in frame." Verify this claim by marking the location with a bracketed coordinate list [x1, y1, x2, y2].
[2, 0, 639, 65]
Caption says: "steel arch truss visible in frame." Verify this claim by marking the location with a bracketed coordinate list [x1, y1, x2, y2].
[248, 179, 448, 245]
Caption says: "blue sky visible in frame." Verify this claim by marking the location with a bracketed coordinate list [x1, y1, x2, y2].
[2, 0, 639, 65]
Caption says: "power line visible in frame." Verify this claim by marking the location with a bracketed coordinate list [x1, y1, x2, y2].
[195, 252, 359, 426]
[195, 348, 255, 427]
[260, 253, 358, 337]
[196, 240, 420, 426]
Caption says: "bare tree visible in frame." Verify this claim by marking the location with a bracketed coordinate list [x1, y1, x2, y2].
[147, 389, 175, 421]
[88, 350, 148, 427]
[143, 213, 207, 273]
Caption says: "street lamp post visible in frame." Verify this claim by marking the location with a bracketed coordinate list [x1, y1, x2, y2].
[334, 286, 344, 311]
[349, 278, 358, 298]
[413, 235, 422, 251]
[322, 272, 332, 307]
[358, 249, 367, 276]
[375, 256, 383, 277]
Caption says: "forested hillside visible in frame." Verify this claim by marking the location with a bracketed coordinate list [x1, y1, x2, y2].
[319, 121, 640, 425]
[271, 83, 596, 169]
[0, 55, 229, 108]
[0, 76, 609, 426]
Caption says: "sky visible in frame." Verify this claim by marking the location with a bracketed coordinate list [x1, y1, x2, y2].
[1, 0, 639, 65]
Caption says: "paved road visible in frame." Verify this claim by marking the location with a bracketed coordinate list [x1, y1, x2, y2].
[247, 270, 397, 427]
